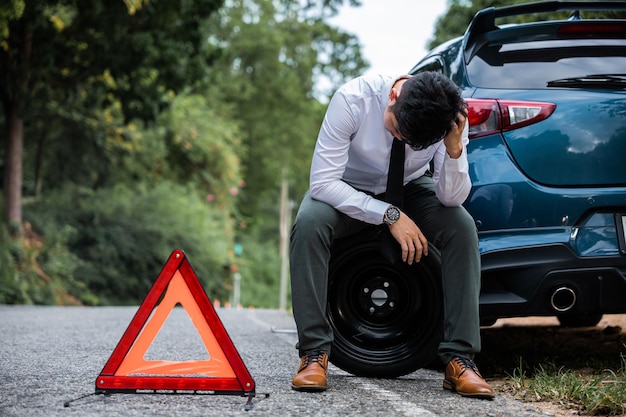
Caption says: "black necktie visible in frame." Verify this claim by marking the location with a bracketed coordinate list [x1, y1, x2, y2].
[386, 138, 405, 208]
[381, 138, 405, 263]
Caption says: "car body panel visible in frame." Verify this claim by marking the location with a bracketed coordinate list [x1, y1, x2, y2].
[409, 1, 626, 322]
[476, 90, 626, 188]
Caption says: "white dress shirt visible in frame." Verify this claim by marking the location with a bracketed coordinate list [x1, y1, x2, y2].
[309, 73, 472, 225]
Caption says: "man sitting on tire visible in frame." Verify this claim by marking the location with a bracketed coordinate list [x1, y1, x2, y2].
[289, 71, 494, 399]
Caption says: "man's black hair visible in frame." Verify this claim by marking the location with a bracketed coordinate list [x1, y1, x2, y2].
[391, 71, 467, 150]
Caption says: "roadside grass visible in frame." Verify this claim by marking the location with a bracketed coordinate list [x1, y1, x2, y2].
[506, 352, 626, 416]
[479, 320, 626, 416]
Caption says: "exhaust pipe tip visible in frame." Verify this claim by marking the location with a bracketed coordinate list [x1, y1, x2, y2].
[550, 286, 577, 312]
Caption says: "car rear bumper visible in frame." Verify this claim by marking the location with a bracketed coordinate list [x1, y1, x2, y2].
[479, 240, 626, 320]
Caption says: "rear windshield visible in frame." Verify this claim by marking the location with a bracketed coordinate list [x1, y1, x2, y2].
[467, 39, 626, 89]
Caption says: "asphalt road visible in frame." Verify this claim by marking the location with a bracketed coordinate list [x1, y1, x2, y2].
[1, 305, 557, 417]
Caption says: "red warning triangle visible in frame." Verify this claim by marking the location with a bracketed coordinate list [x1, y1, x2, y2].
[95, 249, 255, 396]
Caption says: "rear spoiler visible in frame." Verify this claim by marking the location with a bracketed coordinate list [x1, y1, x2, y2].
[464, 1, 626, 63]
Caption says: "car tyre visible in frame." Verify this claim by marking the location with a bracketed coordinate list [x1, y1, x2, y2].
[327, 227, 444, 378]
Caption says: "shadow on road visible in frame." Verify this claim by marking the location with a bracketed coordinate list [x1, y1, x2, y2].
[475, 316, 626, 378]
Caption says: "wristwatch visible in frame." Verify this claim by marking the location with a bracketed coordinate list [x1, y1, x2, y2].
[383, 205, 401, 226]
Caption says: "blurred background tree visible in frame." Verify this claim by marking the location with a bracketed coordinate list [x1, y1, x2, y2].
[0, 0, 366, 307]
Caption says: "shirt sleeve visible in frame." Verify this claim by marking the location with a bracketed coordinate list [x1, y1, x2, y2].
[431, 122, 472, 207]
[309, 90, 390, 224]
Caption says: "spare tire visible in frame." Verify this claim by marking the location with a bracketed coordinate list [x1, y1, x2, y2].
[327, 227, 444, 378]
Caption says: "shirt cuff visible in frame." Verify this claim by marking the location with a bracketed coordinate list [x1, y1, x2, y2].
[366, 198, 393, 225]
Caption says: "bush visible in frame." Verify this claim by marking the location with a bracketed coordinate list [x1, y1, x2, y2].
[23, 182, 234, 305]
[237, 235, 282, 308]
[0, 224, 20, 304]
[0, 221, 90, 305]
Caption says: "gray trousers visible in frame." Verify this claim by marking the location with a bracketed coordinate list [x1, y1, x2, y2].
[289, 175, 482, 365]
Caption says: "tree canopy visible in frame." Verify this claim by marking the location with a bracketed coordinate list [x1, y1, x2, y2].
[0, 0, 366, 306]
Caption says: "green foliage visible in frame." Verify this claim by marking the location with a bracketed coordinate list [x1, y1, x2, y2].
[0, 214, 91, 305]
[23, 182, 234, 305]
[205, 0, 366, 228]
[56, 0, 224, 122]
[159, 94, 244, 204]
[1, 0, 226, 227]
[237, 230, 282, 308]
[0, 223, 19, 303]
[1, 0, 369, 306]
[0, 0, 24, 43]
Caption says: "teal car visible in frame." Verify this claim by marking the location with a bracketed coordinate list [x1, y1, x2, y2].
[326, 1, 626, 378]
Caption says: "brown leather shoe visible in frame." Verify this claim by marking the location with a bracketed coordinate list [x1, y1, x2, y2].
[291, 350, 328, 392]
[443, 357, 495, 399]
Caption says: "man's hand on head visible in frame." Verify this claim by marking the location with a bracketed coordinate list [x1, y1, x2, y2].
[443, 112, 466, 159]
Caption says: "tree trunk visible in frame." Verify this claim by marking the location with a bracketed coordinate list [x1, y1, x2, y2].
[2, 20, 32, 234]
[3, 104, 24, 231]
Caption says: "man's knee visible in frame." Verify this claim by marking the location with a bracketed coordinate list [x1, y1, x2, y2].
[291, 199, 337, 244]
[292, 214, 329, 242]
[437, 207, 478, 247]
[457, 207, 478, 231]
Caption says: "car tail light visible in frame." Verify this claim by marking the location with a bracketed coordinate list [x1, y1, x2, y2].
[466, 99, 556, 139]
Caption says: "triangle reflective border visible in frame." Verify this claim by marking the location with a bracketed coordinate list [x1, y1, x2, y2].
[95, 250, 255, 397]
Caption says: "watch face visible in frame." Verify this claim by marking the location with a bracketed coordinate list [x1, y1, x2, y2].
[385, 206, 400, 223]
